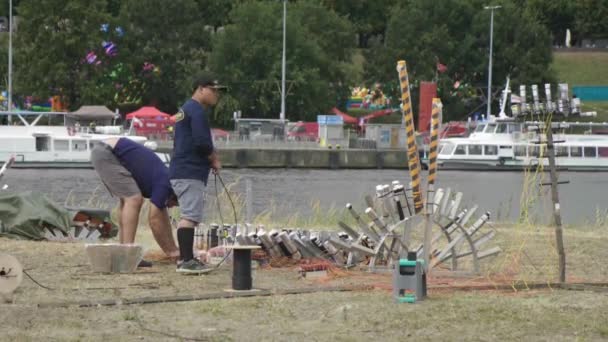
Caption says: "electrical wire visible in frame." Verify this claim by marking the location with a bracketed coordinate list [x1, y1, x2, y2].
[22, 269, 54, 290]
[210, 172, 239, 269]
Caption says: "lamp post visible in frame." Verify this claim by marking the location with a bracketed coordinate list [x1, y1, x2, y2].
[280, 0, 286, 122]
[8, 0, 13, 122]
[484, 5, 501, 118]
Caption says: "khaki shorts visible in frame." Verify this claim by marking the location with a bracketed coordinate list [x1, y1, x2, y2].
[170, 179, 205, 223]
[90, 143, 141, 198]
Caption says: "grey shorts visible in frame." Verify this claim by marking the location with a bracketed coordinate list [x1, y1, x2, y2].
[170, 179, 206, 223]
[90, 143, 141, 198]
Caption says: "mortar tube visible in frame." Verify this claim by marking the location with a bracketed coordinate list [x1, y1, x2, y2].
[382, 195, 396, 223]
[235, 233, 248, 246]
[194, 225, 203, 250]
[393, 184, 412, 216]
[346, 203, 381, 241]
[279, 232, 302, 260]
[288, 232, 315, 258]
[375, 184, 385, 198]
[311, 236, 329, 255]
[300, 235, 327, 259]
[324, 241, 345, 265]
[247, 232, 260, 246]
[208, 224, 220, 249]
[365, 207, 389, 234]
[258, 232, 282, 258]
[394, 197, 406, 220]
[278, 242, 292, 257]
[273, 234, 292, 257]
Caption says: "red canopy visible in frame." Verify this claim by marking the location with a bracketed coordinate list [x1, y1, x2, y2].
[126, 106, 172, 120]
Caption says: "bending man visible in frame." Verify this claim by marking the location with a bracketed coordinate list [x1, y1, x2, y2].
[91, 137, 180, 265]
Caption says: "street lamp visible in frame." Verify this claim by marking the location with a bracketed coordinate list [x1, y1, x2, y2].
[280, 0, 286, 122]
[8, 0, 13, 122]
[484, 5, 501, 118]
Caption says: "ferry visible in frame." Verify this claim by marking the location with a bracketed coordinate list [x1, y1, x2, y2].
[0, 111, 150, 168]
[437, 119, 608, 171]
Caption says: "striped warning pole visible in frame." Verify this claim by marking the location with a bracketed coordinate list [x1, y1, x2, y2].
[423, 98, 442, 271]
[396, 60, 423, 214]
[427, 98, 442, 203]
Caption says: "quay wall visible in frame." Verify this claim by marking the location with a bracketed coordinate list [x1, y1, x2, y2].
[157, 146, 409, 169]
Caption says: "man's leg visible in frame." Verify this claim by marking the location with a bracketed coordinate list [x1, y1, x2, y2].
[91, 142, 142, 243]
[118, 198, 125, 243]
[171, 179, 209, 274]
[120, 194, 144, 244]
[148, 204, 180, 258]
[177, 218, 197, 262]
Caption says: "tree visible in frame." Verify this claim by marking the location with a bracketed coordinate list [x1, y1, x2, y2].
[116, 0, 211, 114]
[194, 0, 246, 32]
[364, 0, 554, 121]
[524, 0, 577, 46]
[321, 0, 397, 48]
[208, 1, 355, 123]
[574, 0, 608, 42]
[14, 0, 111, 109]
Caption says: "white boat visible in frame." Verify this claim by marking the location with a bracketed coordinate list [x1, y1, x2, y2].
[0, 111, 150, 168]
[437, 119, 608, 171]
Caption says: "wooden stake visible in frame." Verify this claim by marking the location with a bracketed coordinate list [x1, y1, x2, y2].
[545, 123, 566, 283]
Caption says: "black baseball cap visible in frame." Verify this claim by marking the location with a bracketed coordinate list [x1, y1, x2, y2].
[192, 72, 227, 92]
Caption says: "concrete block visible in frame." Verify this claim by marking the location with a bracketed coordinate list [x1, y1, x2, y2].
[85, 244, 143, 273]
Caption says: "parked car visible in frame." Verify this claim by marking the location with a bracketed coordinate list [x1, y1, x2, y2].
[287, 122, 318, 141]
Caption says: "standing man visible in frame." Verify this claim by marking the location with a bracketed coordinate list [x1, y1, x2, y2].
[91, 137, 180, 265]
[170, 72, 223, 274]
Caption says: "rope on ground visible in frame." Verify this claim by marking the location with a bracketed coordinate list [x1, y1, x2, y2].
[22, 269, 54, 290]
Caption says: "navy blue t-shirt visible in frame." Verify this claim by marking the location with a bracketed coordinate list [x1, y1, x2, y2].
[169, 99, 214, 184]
[112, 138, 172, 209]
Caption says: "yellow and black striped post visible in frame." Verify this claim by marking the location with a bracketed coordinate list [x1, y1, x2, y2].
[427, 98, 442, 198]
[396, 60, 424, 214]
[423, 98, 442, 272]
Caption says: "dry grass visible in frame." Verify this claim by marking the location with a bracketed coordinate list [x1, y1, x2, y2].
[1, 222, 607, 340]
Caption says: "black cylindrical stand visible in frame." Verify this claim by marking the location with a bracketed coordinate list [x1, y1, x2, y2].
[209, 225, 219, 249]
[232, 249, 252, 290]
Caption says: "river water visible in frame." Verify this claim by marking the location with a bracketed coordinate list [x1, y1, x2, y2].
[3, 168, 607, 225]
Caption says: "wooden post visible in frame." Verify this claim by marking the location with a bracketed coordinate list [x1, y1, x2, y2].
[545, 123, 566, 283]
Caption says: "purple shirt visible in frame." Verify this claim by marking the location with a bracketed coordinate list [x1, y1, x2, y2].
[112, 138, 172, 209]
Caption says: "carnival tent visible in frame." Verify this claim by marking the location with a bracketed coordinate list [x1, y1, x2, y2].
[126, 106, 172, 120]
[67, 105, 116, 125]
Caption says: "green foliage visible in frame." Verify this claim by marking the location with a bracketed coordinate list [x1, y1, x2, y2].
[116, 0, 211, 113]
[3, 0, 600, 122]
[364, 0, 554, 121]
[574, 0, 608, 41]
[523, 0, 576, 45]
[14, 0, 111, 109]
[208, 1, 355, 123]
[321, 0, 397, 48]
